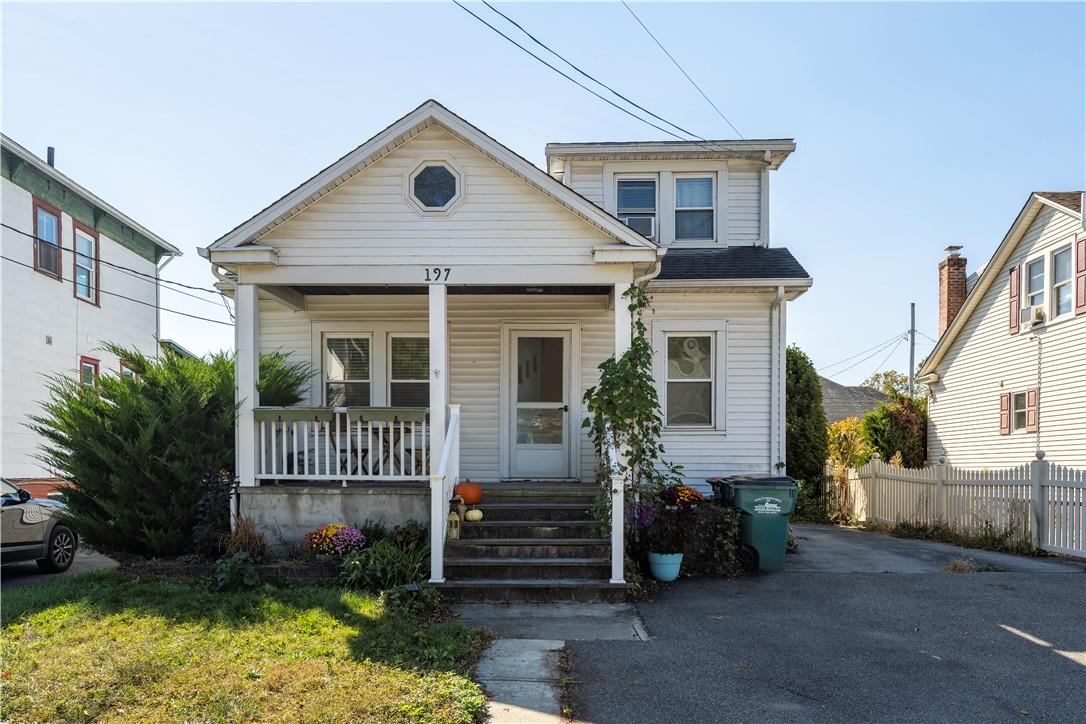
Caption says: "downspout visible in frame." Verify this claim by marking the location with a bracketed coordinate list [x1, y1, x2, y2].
[770, 285, 785, 473]
[633, 249, 666, 288]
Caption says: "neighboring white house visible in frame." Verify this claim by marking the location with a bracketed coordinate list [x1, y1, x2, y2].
[201, 100, 811, 585]
[1, 135, 181, 494]
[919, 192, 1085, 468]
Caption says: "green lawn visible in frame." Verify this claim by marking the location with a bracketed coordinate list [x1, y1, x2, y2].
[1, 571, 487, 723]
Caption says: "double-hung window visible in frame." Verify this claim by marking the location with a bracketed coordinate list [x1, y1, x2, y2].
[74, 224, 98, 303]
[1025, 257, 1045, 309]
[675, 176, 714, 241]
[665, 334, 715, 426]
[617, 177, 656, 240]
[323, 335, 371, 406]
[79, 356, 99, 386]
[1052, 246, 1073, 318]
[1011, 391, 1027, 432]
[389, 335, 429, 407]
[33, 199, 61, 278]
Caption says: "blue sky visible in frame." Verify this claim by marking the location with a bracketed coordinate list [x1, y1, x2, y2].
[3, 2, 1083, 384]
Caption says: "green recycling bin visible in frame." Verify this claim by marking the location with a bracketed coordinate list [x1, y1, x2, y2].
[708, 475, 797, 572]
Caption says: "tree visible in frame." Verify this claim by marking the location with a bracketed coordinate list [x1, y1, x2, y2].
[786, 345, 828, 484]
[860, 396, 928, 468]
[861, 370, 928, 398]
[31, 345, 310, 559]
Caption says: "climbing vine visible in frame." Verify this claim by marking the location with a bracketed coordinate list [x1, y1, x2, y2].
[583, 285, 683, 494]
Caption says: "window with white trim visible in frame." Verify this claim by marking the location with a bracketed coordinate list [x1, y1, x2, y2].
[1025, 257, 1044, 308]
[120, 360, 138, 380]
[389, 335, 429, 407]
[617, 177, 656, 240]
[1011, 391, 1027, 432]
[74, 226, 98, 303]
[665, 334, 714, 427]
[1052, 246, 1073, 318]
[323, 335, 370, 406]
[674, 176, 714, 241]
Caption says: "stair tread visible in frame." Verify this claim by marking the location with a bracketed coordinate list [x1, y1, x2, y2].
[445, 557, 609, 565]
[448, 538, 607, 545]
[466, 520, 596, 526]
[437, 578, 623, 588]
[479, 502, 593, 509]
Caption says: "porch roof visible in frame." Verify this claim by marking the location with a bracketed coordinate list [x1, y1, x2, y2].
[654, 246, 811, 282]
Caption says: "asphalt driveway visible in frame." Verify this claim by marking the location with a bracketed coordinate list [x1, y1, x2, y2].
[1, 548, 116, 590]
[569, 524, 1085, 723]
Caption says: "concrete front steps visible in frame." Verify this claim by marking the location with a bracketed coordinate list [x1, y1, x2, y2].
[438, 483, 626, 603]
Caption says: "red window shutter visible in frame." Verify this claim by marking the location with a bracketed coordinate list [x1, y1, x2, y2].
[1025, 387, 1039, 433]
[999, 393, 1011, 435]
[1075, 236, 1086, 316]
[1008, 265, 1020, 334]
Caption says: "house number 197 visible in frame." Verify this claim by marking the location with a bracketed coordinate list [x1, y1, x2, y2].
[425, 267, 451, 282]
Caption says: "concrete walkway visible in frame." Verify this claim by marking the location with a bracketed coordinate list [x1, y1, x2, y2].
[454, 603, 647, 722]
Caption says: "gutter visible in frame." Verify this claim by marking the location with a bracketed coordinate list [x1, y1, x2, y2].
[633, 248, 666, 287]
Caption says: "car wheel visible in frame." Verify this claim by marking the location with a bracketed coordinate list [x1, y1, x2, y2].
[37, 525, 77, 573]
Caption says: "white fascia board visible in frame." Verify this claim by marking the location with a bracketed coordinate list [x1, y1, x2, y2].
[209, 101, 658, 252]
[650, 277, 813, 289]
[208, 246, 278, 265]
[593, 245, 660, 263]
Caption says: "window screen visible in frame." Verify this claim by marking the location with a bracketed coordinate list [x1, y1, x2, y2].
[665, 335, 713, 426]
[390, 336, 429, 407]
[324, 337, 370, 406]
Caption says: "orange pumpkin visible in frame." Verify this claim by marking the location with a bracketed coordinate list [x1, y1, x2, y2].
[454, 480, 483, 505]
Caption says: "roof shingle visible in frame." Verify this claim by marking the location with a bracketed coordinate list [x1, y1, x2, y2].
[1035, 192, 1082, 213]
[656, 247, 810, 281]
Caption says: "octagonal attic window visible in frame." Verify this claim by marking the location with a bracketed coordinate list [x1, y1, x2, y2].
[412, 164, 458, 209]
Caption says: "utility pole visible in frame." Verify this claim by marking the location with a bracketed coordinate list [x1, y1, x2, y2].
[908, 302, 916, 397]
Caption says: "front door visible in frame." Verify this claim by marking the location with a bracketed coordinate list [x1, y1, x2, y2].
[509, 331, 571, 478]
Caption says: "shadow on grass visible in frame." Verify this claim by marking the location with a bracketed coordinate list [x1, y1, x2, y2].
[1, 568, 482, 677]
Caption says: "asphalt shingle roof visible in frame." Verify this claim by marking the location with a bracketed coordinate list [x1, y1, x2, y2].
[819, 376, 890, 424]
[656, 247, 810, 281]
[1035, 192, 1082, 214]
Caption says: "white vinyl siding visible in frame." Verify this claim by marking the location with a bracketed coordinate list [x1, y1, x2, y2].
[261, 125, 621, 266]
[929, 205, 1086, 467]
[568, 161, 604, 206]
[726, 165, 762, 244]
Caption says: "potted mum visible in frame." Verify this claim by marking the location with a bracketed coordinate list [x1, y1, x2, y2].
[645, 485, 704, 581]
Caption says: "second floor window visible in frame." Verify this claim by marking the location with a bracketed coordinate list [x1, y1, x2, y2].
[675, 176, 714, 241]
[74, 226, 98, 303]
[1052, 246, 1072, 317]
[34, 200, 61, 278]
[617, 178, 656, 240]
[79, 356, 99, 387]
[324, 336, 370, 406]
[1025, 258, 1044, 308]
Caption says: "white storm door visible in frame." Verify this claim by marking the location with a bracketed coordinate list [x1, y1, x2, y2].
[510, 331, 571, 478]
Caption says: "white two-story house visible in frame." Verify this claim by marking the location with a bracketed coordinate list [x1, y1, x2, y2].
[202, 101, 810, 593]
[1, 135, 180, 495]
[919, 192, 1085, 468]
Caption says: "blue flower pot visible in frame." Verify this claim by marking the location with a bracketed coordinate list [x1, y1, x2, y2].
[648, 552, 683, 582]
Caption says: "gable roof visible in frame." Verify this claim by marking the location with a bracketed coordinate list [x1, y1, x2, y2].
[819, 376, 889, 424]
[656, 247, 810, 282]
[918, 191, 1084, 378]
[208, 100, 659, 252]
[1, 133, 181, 259]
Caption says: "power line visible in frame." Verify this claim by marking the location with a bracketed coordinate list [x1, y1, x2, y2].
[0, 254, 234, 327]
[1, 222, 222, 296]
[620, 1, 745, 140]
[452, 1, 753, 156]
[480, 0, 703, 142]
[866, 336, 907, 382]
[824, 334, 907, 380]
[818, 332, 907, 372]
[916, 330, 939, 344]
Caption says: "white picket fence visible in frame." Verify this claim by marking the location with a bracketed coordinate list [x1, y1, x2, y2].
[824, 452, 1086, 559]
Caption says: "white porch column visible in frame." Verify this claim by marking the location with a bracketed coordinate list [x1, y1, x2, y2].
[611, 281, 633, 584]
[235, 284, 260, 489]
[428, 284, 448, 468]
[428, 284, 448, 583]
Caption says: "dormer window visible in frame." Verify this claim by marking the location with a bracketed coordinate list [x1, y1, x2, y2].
[617, 177, 656, 240]
[675, 176, 714, 242]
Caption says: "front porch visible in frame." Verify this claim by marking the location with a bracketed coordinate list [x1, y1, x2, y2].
[233, 281, 633, 586]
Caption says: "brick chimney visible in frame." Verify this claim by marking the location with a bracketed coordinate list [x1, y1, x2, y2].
[938, 245, 967, 336]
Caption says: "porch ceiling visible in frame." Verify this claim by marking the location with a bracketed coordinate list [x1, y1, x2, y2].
[291, 285, 611, 296]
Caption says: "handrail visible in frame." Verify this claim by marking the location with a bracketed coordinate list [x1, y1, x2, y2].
[604, 422, 626, 585]
[254, 406, 428, 423]
[429, 404, 461, 584]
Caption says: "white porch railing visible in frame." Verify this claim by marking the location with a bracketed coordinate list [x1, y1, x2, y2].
[254, 407, 429, 483]
[604, 424, 625, 584]
[825, 452, 1086, 559]
[429, 404, 461, 583]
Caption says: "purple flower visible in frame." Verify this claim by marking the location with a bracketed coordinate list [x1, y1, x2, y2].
[330, 527, 366, 556]
[629, 500, 657, 531]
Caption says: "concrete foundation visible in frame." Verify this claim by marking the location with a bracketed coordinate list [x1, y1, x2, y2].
[238, 484, 429, 549]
